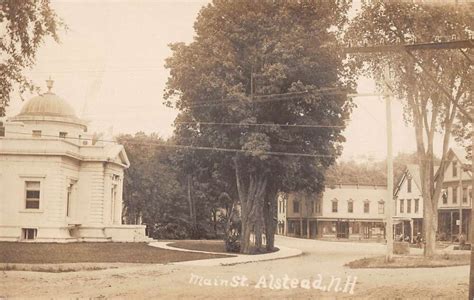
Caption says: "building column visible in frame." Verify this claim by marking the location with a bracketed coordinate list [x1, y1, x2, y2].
[410, 219, 414, 243]
[306, 219, 310, 239]
[402, 221, 405, 239]
[450, 211, 454, 241]
[299, 218, 303, 237]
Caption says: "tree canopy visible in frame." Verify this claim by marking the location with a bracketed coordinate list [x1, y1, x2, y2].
[165, 0, 354, 252]
[0, 0, 63, 116]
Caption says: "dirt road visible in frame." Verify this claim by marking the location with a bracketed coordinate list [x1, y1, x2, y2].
[1, 236, 468, 299]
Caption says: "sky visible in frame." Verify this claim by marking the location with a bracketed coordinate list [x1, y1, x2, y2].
[4, 0, 452, 162]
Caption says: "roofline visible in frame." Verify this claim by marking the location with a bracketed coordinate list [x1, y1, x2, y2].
[8, 115, 88, 129]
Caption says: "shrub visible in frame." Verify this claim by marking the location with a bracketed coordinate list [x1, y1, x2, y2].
[224, 234, 241, 253]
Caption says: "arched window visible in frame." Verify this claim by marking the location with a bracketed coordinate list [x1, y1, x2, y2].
[347, 199, 354, 213]
[378, 200, 385, 214]
[364, 200, 370, 213]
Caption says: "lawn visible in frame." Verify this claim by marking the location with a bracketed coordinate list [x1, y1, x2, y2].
[346, 253, 470, 269]
[169, 240, 228, 253]
[0, 242, 229, 264]
[168, 240, 279, 255]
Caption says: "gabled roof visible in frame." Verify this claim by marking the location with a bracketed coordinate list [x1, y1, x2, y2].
[433, 148, 471, 181]
[406, 164, 422, 192]
[394, 164, 421, 197]
[450, 148, 470, 165]
[105, 144, 130, 168]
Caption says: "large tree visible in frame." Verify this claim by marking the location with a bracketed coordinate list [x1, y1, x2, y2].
[117, 133, 190, 237]
[165, 0, 353, 253]
[118, 132, 229, 239]
[0, 0, 63, 116]
[347, 1, 473, 256]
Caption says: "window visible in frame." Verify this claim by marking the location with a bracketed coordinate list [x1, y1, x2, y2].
[400, 199, 404, 213]
[25, 181, 40, 209]
[470, 188, 473, 203]
[463, 187, 468, 203]
[415, 199, 419, 213]
[407, 178, 412, 193]
[453, 186, 458, 204]
[378, 201, 385, 214]
[111, 185, 117, 223]
[364, 201, 370, 213]
[453, 161, 458, 177]
[0, 121, 4, 137]
[310, 201, 314, 214]
[348, 200, 354, 213]
[315, 201, 321, 214]
[332, 200, 338, 213]
[293, 201, 300, 213]
[22, 228, 37, 240]
[59, 132, 68, 139]
[442, 190, 448, 204]
[407, 199, 412, 213]
[66, 183, 76, 217]
[32, 130, 42, 138]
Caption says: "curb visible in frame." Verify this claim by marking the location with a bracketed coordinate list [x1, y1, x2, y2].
[148, 241, 302, 266]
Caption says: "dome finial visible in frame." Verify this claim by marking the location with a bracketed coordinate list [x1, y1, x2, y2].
[46, 76, 54, 93]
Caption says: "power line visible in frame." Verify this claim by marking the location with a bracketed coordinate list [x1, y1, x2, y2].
[175, 121, 346, 129]
[3, 130, 336, 159]
[182, 87, 349, 109]
[2, 129, 453, 163]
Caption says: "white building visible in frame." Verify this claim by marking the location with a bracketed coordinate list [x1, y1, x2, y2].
[278, 184, 388, 240]
[393, 164, 424, 242]
[0, 80, 147, 242]
[437, 148, 472, 241]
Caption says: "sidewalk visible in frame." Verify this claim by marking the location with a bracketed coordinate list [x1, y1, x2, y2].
[148, 241, 302, 266]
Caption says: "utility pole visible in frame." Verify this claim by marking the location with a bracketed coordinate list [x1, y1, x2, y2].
[459, 164, 463, 239]
[384, 66, 394, 262]
[468, 102, 474, 299]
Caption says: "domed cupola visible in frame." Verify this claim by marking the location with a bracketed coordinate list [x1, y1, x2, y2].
[9, 78, 87, 129]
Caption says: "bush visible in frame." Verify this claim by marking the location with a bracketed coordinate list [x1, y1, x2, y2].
[148, 222, 190, 239]
[393, 241, 410, 255]
[146, 220, 214, 240]
[224, 234, 241, 253]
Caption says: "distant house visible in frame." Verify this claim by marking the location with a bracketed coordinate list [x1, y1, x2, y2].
[437, 148, 472, 242]
[277, 184, 388, 240]
[393, 164, 424, 242]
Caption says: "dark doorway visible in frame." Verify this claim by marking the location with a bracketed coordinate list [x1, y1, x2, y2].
[337, 221, 349, 238]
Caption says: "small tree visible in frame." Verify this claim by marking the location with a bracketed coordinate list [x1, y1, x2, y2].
[1, 1, 63, 116]
[347, 1, 473, 256]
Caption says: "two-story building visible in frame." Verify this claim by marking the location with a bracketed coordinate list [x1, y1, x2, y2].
[393, 164, 424, 242]
[277, 192, 321, 239]
[278, 184, 388, 240]
[437, 148, 472, 241]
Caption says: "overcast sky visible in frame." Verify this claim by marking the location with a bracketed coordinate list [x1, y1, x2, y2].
[5, 0, 452, 161]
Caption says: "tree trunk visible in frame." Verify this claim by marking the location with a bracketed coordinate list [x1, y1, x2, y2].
[422, 192, 437, 257]
[212, 209, 218, 238]
[233, 157, 268, 254]
[255, 214, 263, 249]
[408, 85, 456, 257]
[264, 188, 278, 251]
[187, 175, 196, 236]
